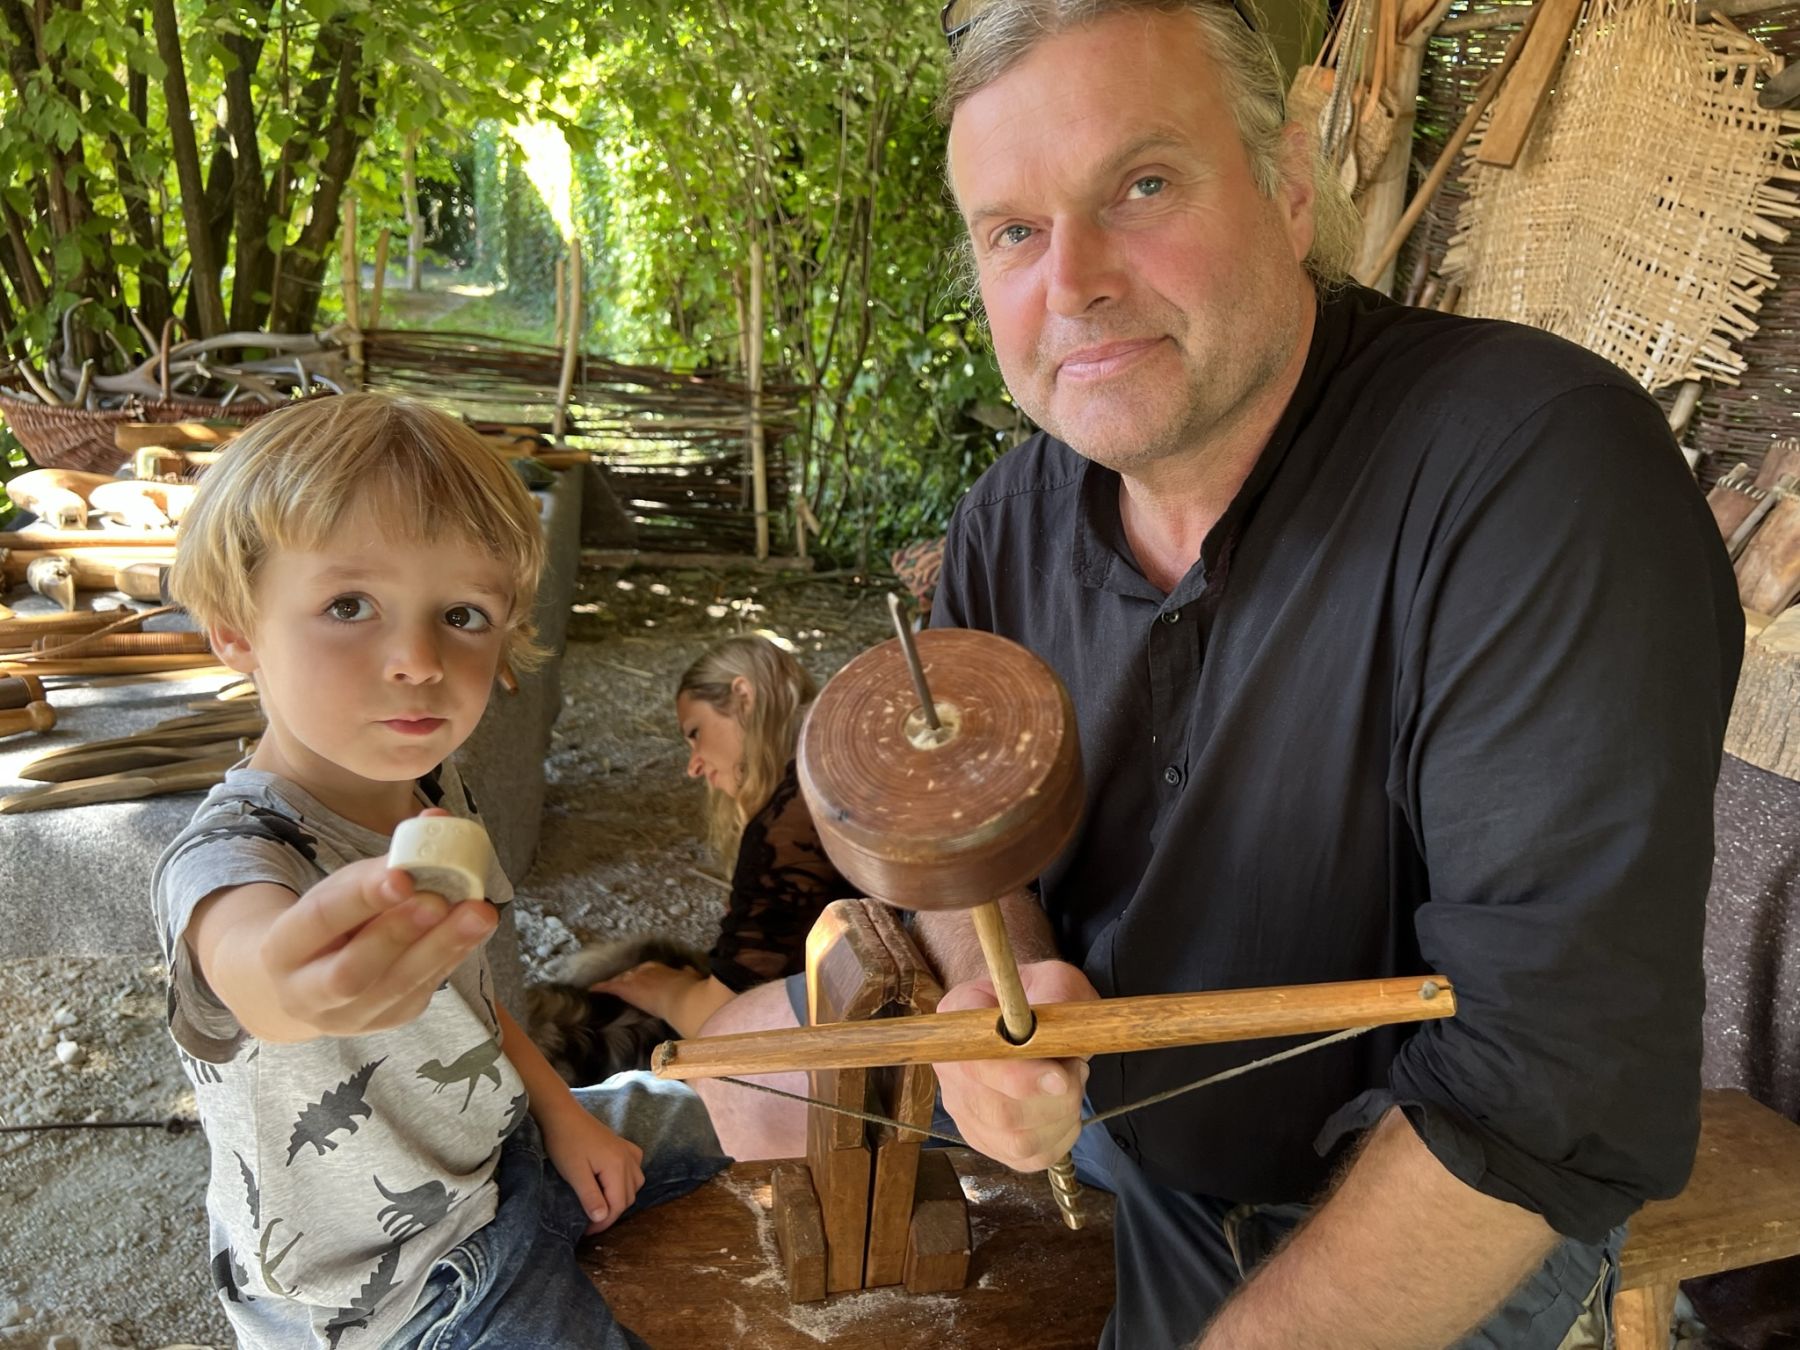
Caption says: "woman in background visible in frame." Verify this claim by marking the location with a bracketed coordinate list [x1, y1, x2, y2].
[594, 634, 856, 1036]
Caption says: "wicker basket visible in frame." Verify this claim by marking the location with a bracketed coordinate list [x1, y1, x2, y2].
[0, 393, 288, 474]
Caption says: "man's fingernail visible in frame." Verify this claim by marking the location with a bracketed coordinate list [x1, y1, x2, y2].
[1039, 1069, 1066, 1094]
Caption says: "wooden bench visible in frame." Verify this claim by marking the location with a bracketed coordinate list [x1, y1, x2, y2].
[585, 1090, 1800, 1348]
[1613, 1089, 1800, 1350]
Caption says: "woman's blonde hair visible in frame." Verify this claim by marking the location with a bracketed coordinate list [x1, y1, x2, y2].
[677, 635, 817, 862]
[170, 392, 548, 671]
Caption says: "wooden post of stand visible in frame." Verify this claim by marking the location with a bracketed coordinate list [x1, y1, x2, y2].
[747, 233, 770, 561]
[553, 238, 582, 442]
[341, 198, 364, 388]
[776, 899, 965, 1303]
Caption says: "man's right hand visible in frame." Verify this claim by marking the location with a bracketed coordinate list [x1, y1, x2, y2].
[256, 852, 497, 1038]
[933, 959, 1098, 1172]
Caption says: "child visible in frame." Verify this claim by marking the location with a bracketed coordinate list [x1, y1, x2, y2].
[576, 636, 857, 1039]
[154, 393, 727, 1349]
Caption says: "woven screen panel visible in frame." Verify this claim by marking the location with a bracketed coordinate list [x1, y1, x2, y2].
[1440, 0, 1800, 392]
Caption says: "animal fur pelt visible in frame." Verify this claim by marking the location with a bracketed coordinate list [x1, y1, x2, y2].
[524, 936, 709, 1087]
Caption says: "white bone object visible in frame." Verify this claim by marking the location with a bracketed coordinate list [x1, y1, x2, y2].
[387, 816, 494, 902]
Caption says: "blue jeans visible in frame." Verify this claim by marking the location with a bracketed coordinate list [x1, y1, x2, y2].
[387, 1072, 730, 1350]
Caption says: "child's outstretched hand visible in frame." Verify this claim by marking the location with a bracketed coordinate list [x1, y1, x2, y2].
[261, 809, 497, 1036]
[543, 1107, 645, 1234]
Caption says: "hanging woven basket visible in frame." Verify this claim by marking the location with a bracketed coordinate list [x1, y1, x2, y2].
[0, 394, 289, 475]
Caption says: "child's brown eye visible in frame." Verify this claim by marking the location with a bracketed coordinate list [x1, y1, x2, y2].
[328, 597, 372, 622]
[445, 605, 492, 632]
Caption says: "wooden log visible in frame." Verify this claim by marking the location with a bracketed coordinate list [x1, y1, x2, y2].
[33, 631, 209, 657]
[655, 975, 1457, 1080]
[903, 1151, 972, 1295]
[0, 654, 220, 677]
[1735, 482, 1800, 616]
[0, 611, 114, 641]
[1724, 606, 1800, 781]
[770, 1162, 828, 1304]
[113, 420, 240, 451]
[0, 530, 178, 550]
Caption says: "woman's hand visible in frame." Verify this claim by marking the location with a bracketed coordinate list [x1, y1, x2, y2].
[594, 962, 737, 1038]
[592, 961, 706, 1023]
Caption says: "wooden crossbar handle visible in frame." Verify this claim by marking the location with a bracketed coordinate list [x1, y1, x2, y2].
[653, 975, 1456, 1080]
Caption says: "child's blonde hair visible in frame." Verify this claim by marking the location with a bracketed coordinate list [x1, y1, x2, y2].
[171, 393, 548, 671]
[678, 635, 817, 862]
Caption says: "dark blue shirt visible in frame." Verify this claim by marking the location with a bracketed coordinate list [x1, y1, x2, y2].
[932, 285, 1742, 1240]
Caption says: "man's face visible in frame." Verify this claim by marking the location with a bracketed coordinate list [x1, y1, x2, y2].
[948, 10, 1317, 475]
[216, 503, 514, 800]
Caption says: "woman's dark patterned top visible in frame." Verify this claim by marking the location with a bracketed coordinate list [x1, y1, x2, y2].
[711, 760, 858, 992]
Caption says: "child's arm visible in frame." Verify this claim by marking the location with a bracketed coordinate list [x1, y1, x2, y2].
[187, 855, 498, 1043]
[497, 1002, 645, 1232]
[591, 962, 736, 1039]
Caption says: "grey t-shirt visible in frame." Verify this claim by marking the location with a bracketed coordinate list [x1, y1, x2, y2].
[153, 762, 525, 1349]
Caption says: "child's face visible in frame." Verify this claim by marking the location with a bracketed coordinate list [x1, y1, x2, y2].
[216, 503, 515, 794]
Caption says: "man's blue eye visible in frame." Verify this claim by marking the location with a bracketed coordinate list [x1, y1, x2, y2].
[1130, 176, 1167, 199]
[999, 224, 1033, 247]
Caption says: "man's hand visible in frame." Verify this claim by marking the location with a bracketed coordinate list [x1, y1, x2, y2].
[541, 1103, 646, 1234]
[256, 809, 497, 1037]
[935, 959, 1098, 1171]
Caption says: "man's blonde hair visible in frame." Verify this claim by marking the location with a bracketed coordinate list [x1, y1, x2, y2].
[940, 0, 1361, 290]
[677, 635, 817, 863]
[171, 393, 548, 670]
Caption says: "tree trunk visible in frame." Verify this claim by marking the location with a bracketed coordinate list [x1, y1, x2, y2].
[147, 0, 226, 337]
[222, 22, 272, 333]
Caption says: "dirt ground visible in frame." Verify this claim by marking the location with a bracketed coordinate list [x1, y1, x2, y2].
[0, 565, 895, 1350]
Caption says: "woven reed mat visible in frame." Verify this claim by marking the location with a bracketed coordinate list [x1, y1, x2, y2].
[1441, 0, 1800, 391]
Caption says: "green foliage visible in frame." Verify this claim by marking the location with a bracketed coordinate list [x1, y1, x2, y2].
[561, 0, 1017, 562]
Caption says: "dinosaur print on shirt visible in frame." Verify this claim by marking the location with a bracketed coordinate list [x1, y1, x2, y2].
[416, 1038, 503, 1111]
[373, 1174, 457, 1241]
[287, 1059, 385, 1163]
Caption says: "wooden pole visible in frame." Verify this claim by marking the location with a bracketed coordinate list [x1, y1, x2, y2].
[552, 238, 582, 441]
[748, 234, 770, 561]
[1355, 0, 1543, 287]
[553, 255, 567, 349]
[403, 130, 424, 292]
[370, 228, 391, 331]
[341, 198, 364, 388]
[654, 975, 1456, 1079]
[971, 902, 1086, 1230]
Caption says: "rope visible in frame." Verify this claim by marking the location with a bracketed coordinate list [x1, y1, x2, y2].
[715, 1024, 1379, 1144]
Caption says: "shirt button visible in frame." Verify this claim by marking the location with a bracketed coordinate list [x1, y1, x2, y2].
[1161, 609, 1181, 624]
[1163, 765, 1183, 787]
[1111, 1129, 1130, 1150]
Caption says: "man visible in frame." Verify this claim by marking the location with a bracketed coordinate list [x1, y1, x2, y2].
[694, 2, 1741, 1345]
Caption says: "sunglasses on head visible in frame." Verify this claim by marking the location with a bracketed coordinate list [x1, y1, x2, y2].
[939, 0, 1258, 51]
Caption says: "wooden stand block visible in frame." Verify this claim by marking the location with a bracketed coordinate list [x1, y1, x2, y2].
[903, 1150, 971, 1294]
[784, 899, 948, 1296]
[1725, 606, 1800, 782]
[771, 1162, 827, 1304]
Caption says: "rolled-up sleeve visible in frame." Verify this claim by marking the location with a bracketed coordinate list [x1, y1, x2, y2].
[1379, 382, 1741, 1241]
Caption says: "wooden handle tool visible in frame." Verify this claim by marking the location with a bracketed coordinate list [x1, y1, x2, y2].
[0, 674, 46, 710]
[0, 701, 56, 739]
